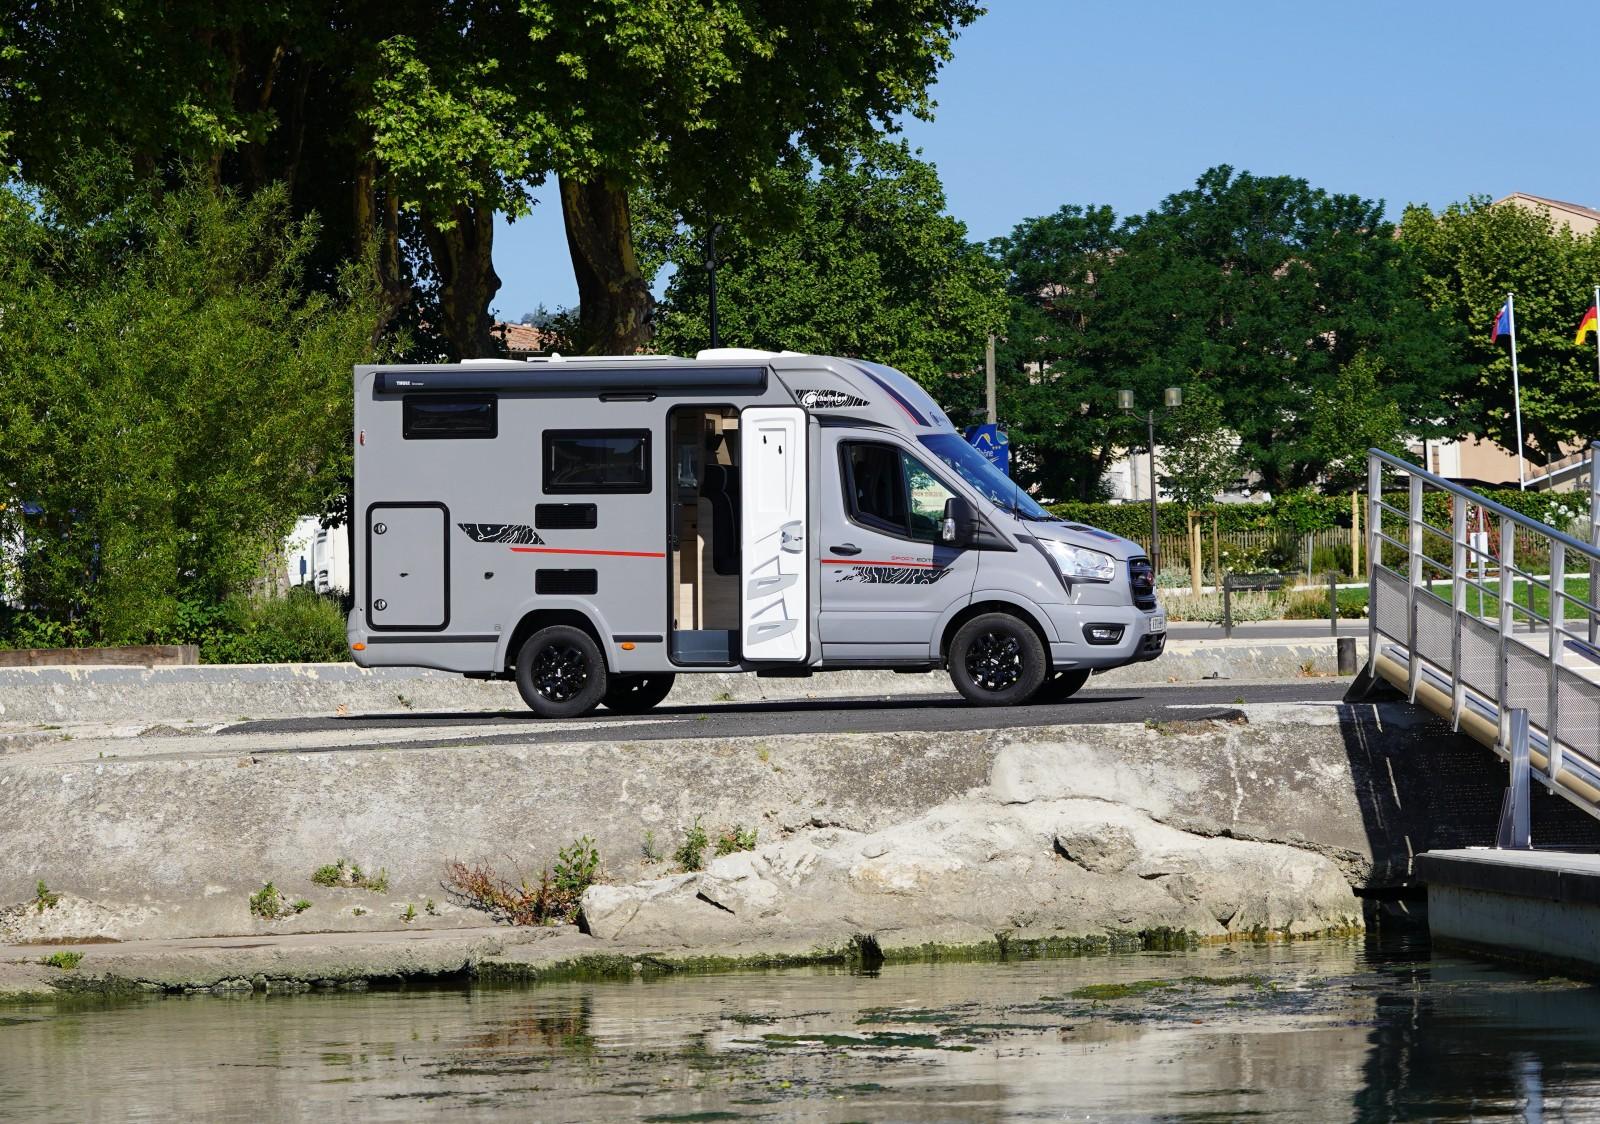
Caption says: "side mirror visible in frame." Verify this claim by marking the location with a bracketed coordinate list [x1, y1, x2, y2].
[942, 496, 975, 546]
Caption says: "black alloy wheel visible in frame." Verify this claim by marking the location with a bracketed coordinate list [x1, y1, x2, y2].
[948, 612, 1047, 706]
[514, 625, 608, 718]
[601, 673, 676, 714]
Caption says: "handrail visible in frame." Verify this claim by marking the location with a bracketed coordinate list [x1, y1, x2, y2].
[1369, 448, 1600, 562]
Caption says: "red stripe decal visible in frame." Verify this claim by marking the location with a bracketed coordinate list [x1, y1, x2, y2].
[822, 558, 939, 568]
[510, 546, 667, 558]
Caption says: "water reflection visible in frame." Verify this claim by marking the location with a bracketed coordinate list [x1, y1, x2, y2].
[1, 936, 1598, 1121]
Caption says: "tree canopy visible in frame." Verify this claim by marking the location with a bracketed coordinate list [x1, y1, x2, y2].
[1399, 197, 1600, 464]
[652, 140, 1006, 389]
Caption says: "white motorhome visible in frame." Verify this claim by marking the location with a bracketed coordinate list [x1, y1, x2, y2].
[348, 350, 1165, 716]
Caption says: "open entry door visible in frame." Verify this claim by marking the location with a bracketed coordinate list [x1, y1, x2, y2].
[740, 406, 808, 662]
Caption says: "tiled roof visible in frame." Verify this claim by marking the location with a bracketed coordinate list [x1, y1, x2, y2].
[494, 321, 553, 356]
[1496, 192, 1600, 223]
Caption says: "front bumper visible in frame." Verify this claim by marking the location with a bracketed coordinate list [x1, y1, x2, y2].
[1043, 601, 1166, 670]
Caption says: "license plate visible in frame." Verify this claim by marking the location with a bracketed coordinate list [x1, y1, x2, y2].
[1148, 614, 1167, 634]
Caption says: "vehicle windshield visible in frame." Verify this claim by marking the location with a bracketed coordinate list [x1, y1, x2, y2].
[917, 433, 1056, 521]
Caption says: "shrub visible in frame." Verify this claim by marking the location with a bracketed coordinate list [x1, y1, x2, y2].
[444, 836, 603, 926]
[674, 816, 710, 872]
[40, 951, 83, 970]
[310, 858, 387, 893]
[200, 589, 349, 664]
[715, 825, 758, 857]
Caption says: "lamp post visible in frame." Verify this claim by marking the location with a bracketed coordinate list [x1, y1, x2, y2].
[1119, 386, 1183, 573]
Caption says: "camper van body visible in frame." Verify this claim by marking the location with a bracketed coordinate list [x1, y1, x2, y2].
[348, 351, 1165, 714]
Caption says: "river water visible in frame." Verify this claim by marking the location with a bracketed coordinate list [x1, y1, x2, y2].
[2, 935, 1597, 1122]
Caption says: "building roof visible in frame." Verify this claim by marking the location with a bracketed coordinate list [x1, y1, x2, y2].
[493, 320, 554, 357]
[1494, 192, 1600, 232]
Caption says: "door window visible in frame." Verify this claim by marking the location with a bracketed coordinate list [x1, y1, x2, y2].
[843, 443, 957, 543]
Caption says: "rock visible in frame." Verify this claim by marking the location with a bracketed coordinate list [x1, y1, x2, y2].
[579, 873, 697, 941]
[697, 853, 780, 917]
[1054, 824, 1138, 874]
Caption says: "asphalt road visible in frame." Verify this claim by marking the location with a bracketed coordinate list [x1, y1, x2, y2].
[221, 679, 1352, 753]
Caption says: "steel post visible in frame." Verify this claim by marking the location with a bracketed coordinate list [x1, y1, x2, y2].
[1548, 541, 1565, 784]
[1496, 707, 1532, 850]
[1407, 473, 1424, 702]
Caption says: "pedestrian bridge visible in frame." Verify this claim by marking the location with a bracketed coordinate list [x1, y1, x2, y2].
[1365, 446, 1600, 820]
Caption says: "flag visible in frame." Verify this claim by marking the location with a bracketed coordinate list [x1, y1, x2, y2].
[1577, 304, 1599, 345]
[1491, 297, 1513, 342]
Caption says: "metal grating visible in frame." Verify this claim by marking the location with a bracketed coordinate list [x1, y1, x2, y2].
[1504, 638, 1551, 732]
[1414, 590, 1454, 673]
[1557, 664, 1600, 767]
[1459, 615, 1499, 700]
[1373, 568, 1409, 642]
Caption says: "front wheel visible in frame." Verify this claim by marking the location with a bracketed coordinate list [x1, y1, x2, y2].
[1034, 667, 1091, 704]
[514, 626, 608, 718]
[602, 673, 676, 714]
[948, 612, 1047, 706]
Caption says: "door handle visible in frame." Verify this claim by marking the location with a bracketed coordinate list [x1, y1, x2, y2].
[829, 543, 861, 556]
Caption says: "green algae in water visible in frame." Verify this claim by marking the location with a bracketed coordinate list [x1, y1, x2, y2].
[1069, 974, 1270, 1001]
[755, 1031, 975, 1052]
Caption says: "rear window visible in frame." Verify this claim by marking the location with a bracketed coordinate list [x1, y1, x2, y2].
[544, 430, 651, 494]
[402, 394, 497, 439]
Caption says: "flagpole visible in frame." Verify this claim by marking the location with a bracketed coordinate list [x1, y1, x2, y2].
[1507, 292, 1526, 490]
[1593, 285, 1599, 386]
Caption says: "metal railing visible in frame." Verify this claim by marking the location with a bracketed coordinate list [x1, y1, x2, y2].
[1367, 445, 1600, 818]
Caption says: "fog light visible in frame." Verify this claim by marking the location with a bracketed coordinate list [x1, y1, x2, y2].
[1083, 623, 1125, 645]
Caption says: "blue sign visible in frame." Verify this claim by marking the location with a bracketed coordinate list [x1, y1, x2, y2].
[965, 423, 1010, 476]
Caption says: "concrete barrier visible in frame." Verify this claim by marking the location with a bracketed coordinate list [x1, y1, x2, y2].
[0, 637, 1362, 726]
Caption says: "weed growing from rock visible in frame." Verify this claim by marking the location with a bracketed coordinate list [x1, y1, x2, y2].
[443, 837, 603, 925]
[425, 898, 438, 916]
[40, 951, 82, 970]
[675, 816, 710, 871]
[249, 882, 311, 921]
[33, 881, 59, 913]
[401, 903, 417, 923]
[641, 830, 662, 863]
[310, 859, 389, 893]
[715, 825, 758, 857]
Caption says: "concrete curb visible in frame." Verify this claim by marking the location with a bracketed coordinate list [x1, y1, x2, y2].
[0, 638, 1364, 726]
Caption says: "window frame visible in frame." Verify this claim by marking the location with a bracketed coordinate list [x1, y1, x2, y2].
[402, 393, 498, 440]
[542, 429, 653, 495]
[838, 440, 961, 545]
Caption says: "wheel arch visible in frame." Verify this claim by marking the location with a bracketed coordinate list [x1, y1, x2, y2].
[940, 598, 1054, 671]
[503, 608, 610, 673]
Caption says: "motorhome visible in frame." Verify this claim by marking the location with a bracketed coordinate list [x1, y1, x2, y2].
[348, 350, 1165, 716]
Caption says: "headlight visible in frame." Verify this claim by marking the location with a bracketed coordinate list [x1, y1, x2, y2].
[1042, 540, 1116, 583]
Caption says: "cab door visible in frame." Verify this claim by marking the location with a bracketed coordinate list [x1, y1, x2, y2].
[818, 434, 978, 661]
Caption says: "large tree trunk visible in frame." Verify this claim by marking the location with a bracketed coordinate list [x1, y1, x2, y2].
[422, 200, 502, 359]
[559, 173, 653, 354]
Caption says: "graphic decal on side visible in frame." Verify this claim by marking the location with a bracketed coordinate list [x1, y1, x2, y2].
[459, 523, 544, 545]
[797, 388, 870, 410]
[824, 559, 950, 585]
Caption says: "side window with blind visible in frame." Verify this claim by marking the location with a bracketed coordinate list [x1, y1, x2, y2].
[402, 394, 497, 439]
[543, 430, 652, 494]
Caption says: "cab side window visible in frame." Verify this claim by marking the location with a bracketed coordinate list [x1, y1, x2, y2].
[843, 442, 957, 543]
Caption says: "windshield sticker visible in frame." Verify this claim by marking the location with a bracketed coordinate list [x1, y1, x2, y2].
[797, 388, 869, 409]
[459, 523, 544, 545]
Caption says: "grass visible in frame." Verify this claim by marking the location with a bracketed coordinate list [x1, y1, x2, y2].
[40, 951, 83, 970]
[248, 882, 311, 921]
[1162, 574, 1595, 625]
[310, 859, 389, 894]
[714, 824, 757, 857]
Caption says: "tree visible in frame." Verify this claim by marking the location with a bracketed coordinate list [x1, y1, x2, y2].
[1400, 197, 1600, 464]
[0, 177, 378, 642]
[1159, 384, 1243, 505]
[1, 1, 983, 358]
[1300, 353, 1407, 491]
[652, 140, 1006, 388]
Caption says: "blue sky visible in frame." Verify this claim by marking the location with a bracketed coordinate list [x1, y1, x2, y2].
[490, 1, 1600, 319]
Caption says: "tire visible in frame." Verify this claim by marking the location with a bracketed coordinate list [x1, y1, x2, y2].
[514, 625, 608, 718]
[601, 673, 676, 714]
[948, 612, 1048, 706]
[1034, 667, 1091, 704]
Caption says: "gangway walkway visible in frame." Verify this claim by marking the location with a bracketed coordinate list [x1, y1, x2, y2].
[1366, 445, 1600, 818]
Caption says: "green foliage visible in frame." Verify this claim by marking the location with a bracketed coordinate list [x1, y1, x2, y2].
[715, 825, 759, 857]
[553, 836, 601, 902]
[653, 140, 1006, 390]
[0, 180, 376, 647]
[989, 167, 1466, 497]
[641, 830, 663, 863]
[34, 881, 60, 914]
[674, 816, 710, 873]
[40, 951, 83, 971]
[248, 882, 309, 921]
[310, 859, 388, 893]
[1159, 385, 1243, 505]
[187, 589, 350, 665]
[1301, 354, 1411, 491]
[402, 903, 417, 923]
[1401, 197, 1600, 462]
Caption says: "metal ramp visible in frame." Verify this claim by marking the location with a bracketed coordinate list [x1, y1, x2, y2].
[1366, 446, 1600, 818]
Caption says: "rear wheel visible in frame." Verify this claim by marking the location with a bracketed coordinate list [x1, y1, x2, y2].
[1034, 667, 1091, 704]
[514, 626, 607, 718]
[602, 673, 676, 714]
[948, 612, 1047, 706]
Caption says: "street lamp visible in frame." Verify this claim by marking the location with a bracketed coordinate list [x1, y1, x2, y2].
[1120, 386, 1183, 573]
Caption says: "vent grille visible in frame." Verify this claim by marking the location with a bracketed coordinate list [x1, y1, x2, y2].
[1129, 557, 1156, 610]
[535, 569, 598, 596]
[535, 503, 598, 530]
